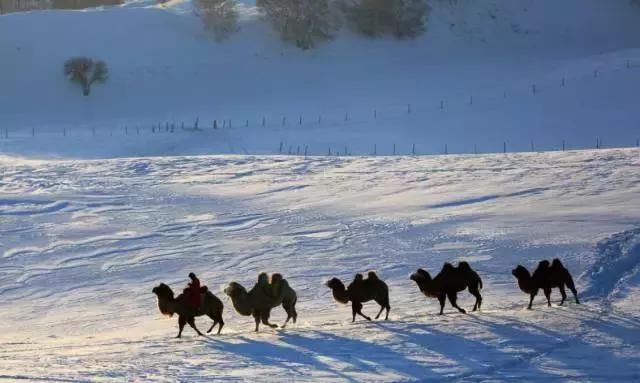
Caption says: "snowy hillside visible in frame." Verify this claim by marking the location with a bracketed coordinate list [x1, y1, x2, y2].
[0, 148, 639, 381]
[1, 0, 640, 157]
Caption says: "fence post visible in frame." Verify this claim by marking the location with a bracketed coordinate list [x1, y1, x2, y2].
[214, 120, 218, 129]
[393, 144, 396, 155]
[374, 109, 377, 119]
[262, 117, 266, 127]
[279, 141, 283, 154]
[229, 120, 232, 129]
[31, 127, 35, 137]
[412, 143, 416, 155]
[282, 117, 286, 127]
[469, 96, 473, 105]
[328, 146, 332, 156]
[288, 145, 292, 155]
[318, 115, 322, 124]
[304, 145, 308, 158]
[299, 116, 302, 126]
[532, 84, 537, 94]
[245, 120, 248, 128]
[125, 126, 128, 135]
[503, 142, 507, 154]
[136, 127, 140, 135]
[407, 104, 411, 114]
[297, 145, 300, 156]
[562, 78, 565, 87]
[374, 144, 377, 156]
[440, 100, 444, 110]
[445, 144, 448, 155]
[344, 112, 349, 122]
[92, 127, 96, 137]
[531, 140, 535, 152]
[63, 128, 66, 137]
[562, 140, 566, 152]
[344, 145, 348, 156]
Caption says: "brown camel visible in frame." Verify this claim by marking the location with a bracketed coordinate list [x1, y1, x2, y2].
[410, 261, 483, 315]
[152, 283, 224, 338]
[512, 258, 580, 309]
[326, 271, 390, 322]
[224, 272, 298, 332]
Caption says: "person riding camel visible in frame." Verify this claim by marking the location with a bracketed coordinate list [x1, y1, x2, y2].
[186, 272, 201, 310]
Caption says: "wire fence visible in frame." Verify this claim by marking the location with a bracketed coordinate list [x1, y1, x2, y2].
[2, 57, 639, 157]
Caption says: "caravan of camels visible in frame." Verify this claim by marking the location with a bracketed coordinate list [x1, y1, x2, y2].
[152, 259, 580, 338]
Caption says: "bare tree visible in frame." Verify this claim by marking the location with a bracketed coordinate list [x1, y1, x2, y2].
[257, 0, 340, 49]
[194, 0, 239, 42]
[64, 57, 108, 96]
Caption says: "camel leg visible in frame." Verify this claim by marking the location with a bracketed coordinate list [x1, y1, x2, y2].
[571, 287, 580, 304]
[438, 293, 446, 315]
[543, 288, 552, 307]
[207, 313, 224, 334]
[187, 317, 204, 336]
[374, 296, 390, 320]
[374, 305, 385, 320]
[253, 313, 261, 332]
[447, 292, 466, 314]
[527, 288, 538, 310]
[558, 285, 567, 306]
[470, 287, 482, 312]
[261, 311, 278, 329]
[176, 316, 186, 338]
[353, 302, 371, 321]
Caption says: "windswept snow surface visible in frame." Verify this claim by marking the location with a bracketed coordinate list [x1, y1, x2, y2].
[1, 148, 639, 382]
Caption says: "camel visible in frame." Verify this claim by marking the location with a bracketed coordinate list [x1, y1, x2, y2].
[326, 271, 390, 322]
[410, 261, 483, 315]
[512, 258, 580, 309]
[224, 272, 298, 332]
[152, 283, 224, 338]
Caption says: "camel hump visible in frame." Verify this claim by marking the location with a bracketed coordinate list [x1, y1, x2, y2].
[538, 260, 551, 269]
[367, 271, 379, 280]
[458, 261, 471, 271]
[442, 262, 455, 272]
[354, 273, 364, 282]
[200, 286, 208, 293]
[257, 272, 269, 284]
[271, 273, 284, 284]
[551, 258, 565, 269]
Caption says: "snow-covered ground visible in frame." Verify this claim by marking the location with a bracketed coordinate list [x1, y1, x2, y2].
[1, 148, 639, 382]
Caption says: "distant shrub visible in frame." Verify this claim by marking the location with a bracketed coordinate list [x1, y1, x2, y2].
[63, 57, 108, 96]
[257, 0, 340, 49]
[342, 0, 431, 39]
[194, 0, 240, 42]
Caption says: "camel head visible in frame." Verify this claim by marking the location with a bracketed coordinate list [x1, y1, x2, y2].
[224, 282, 247, 299]
[512, 265, 531, 280]
[152, 283, 176, 317]
[326, 278, 349, 304]
[410, 268, 432, 285]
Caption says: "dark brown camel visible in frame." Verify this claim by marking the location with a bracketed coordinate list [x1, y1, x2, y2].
[152, 283, 224, 338]
[410, 261, 483, 315]
[326, 271, 390, 322]
[512, 258, 580, 309]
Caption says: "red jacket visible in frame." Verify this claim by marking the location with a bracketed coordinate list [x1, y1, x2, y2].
[187, 277, 201, 309]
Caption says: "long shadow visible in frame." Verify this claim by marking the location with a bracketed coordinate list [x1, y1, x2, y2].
[374, 319, 563, 381]
[204, 327, 448, 382]
[204, 335, 358, 382]
[278, 329, 447, 381]
[468, 315, 640, 380]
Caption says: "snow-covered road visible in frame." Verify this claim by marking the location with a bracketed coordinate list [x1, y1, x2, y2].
[0, 149, 639, 382]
